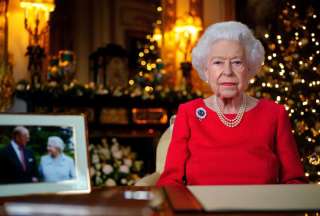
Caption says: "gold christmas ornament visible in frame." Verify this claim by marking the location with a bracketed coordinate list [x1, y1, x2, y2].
[284, 56, 293, 62]
[296, 120, 306, 134]
[311, 128, 319, 137]
[268, 43, 276, 50]
[315, 145, 320, 153]
[308, 154, 320, 166]
[287, 99, 295, 106]
[301, 38, 309, 46]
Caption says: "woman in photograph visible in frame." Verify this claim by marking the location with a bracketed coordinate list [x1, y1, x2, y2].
[39, 136, 76, 182]
[157, 21, 307, 186]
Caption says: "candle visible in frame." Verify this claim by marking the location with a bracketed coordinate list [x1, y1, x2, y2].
[25, 8, 28, 19]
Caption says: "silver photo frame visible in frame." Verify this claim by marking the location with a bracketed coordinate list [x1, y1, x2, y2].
[0, 114, 91, 197]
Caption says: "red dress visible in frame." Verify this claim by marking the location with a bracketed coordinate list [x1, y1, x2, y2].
[157, 98, 307, 186]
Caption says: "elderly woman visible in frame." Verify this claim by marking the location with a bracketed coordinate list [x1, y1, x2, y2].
[39, 136, 75, 182]
[157, 21, 307, 186]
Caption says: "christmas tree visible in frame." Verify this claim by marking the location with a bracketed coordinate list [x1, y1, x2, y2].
[132, 6, 165, 95]
[248, 0, 320, 182]
[134, 33, 165, 91]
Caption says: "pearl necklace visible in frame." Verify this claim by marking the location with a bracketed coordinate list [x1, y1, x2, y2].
[214, 95, 247, 128]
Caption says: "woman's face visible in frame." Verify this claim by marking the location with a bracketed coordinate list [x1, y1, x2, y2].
[47, 145, 60, 157]
[205, 40, 249, 99]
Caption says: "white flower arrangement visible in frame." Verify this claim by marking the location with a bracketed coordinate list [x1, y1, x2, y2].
[89, 138, 144, 186]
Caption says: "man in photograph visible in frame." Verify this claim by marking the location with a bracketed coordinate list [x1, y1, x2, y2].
[0, 126, 39, 184]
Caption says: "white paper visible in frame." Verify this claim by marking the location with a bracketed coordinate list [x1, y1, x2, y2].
[188, 184, 320, 211]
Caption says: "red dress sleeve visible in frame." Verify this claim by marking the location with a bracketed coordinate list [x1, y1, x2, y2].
[276, 105, 308, 184]
[156, 104, 190, 186]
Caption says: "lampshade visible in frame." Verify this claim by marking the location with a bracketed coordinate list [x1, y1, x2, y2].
[174, 15, 202, 35]
[173, 14, 203, 62]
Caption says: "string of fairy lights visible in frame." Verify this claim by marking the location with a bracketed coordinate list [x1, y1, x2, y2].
[129, 5, 165, 94]
[248, 0, 320, 182]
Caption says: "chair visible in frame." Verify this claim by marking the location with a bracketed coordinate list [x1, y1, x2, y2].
[135, 116, 175, 186]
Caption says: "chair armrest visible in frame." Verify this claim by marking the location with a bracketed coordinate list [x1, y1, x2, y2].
[135, 172, 161, 186]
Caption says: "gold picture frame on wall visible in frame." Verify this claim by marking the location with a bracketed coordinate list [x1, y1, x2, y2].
[0, 0, 14, 113]
[132, 108, 168, 124]
[0, 0, 8, 74]
[0, 114, 91, 197]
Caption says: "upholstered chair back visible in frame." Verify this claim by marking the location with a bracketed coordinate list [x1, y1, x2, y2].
[135, 115, 175, 186]
[156, 124, 173, 173]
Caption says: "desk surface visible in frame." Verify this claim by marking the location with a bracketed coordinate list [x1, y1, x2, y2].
[0, 186, 318, 216]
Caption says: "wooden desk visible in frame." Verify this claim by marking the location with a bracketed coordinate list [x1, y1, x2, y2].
[0, 187, 318, 216]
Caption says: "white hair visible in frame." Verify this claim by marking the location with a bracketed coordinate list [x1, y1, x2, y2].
[191, 21, 265, 81]
[48, 136, 65, 151]
[13, 126, 29, 136]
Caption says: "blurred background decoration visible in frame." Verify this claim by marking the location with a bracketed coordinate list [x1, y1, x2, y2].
[174, 13, 202, 91]
[174, 14, 202, 63]
[0, 0, 8, 76]
[89, 43, 128, 90]
[47, 50, 76, 84]
[0, 70, 14, 112]
[0, 0, 14, 112]
[20, 0, 55, 88]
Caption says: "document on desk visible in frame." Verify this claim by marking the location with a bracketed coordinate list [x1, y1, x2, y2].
[188, 184, 320, 211]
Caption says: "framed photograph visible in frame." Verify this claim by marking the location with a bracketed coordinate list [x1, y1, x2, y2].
[0, 114, 91, 197]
